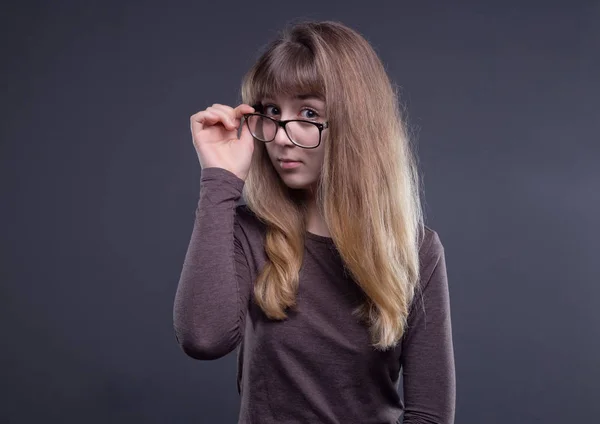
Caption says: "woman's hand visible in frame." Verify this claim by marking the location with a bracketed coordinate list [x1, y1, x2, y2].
[190, 103, 256, 181]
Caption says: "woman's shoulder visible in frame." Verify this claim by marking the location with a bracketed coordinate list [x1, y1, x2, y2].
[419, 225, 445, 268]
[235, 203, 262, 224]
[234, 203, 267, 242]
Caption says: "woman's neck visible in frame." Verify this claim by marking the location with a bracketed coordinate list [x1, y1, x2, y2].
[305, 194, 330, 237]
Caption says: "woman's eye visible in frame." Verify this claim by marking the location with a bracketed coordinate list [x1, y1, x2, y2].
[263, 104, 319, 119]
[264, 105, 279, 116]
[301, 108, 319, 120]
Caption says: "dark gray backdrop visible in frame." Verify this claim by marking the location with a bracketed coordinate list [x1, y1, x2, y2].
[1, 0, 599, 423]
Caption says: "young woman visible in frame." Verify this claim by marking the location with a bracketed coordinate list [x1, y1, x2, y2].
[174, 20, 456, 424]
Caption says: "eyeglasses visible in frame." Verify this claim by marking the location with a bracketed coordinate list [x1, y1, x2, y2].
[240, 113, 329, 149]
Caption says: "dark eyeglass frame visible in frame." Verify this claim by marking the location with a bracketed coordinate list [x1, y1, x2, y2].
[240, 112, 329, 149]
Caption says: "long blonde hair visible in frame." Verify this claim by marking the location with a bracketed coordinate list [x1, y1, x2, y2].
[239, 20, 425, 351]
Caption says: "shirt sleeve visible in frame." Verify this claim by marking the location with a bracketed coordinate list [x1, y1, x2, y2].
[400, 231, 456, 423]
[173, 167, 253, 360]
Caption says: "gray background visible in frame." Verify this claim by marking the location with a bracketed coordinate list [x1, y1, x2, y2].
[1, 0, 599, 423]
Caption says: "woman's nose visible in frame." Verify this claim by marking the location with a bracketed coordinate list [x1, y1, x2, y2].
[272, 123, 294, 146]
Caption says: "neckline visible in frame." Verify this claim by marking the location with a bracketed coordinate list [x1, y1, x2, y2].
[305, 230, 334, 244]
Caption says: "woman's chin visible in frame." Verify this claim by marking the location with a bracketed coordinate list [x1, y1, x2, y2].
[280, 175, 311, 190]
[284, 181, 310, 190]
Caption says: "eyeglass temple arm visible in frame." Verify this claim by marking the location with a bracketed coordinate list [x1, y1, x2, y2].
[237, 115, 245, 140]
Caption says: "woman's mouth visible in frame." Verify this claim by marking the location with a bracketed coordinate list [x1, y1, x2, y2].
[279, 160, 302, 170]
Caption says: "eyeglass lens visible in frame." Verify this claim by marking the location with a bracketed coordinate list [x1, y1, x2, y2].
[246, 115, 320, 148]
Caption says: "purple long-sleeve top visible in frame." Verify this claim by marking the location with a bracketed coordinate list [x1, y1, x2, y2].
[173, 167, 456, 423]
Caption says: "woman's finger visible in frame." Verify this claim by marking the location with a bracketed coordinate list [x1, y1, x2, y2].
[206, 106, 237, 130]
[233, 103, 256, 119]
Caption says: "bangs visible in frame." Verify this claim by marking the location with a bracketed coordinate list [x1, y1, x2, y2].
[245, 43, 325, 105]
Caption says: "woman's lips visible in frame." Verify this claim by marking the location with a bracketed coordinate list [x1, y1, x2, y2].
[279, 160, 302, 169]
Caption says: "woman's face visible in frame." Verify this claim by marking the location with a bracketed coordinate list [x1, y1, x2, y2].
[261, 93, 327, 192]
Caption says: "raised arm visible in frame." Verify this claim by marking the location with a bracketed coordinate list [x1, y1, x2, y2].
[400, 232, 456, 423]
[173, 167, 252, 360]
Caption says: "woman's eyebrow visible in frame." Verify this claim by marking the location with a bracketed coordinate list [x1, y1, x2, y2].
[294, 93, 324, 101]
[260, 95, 326, 114]
[262, 94, 324, 103]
